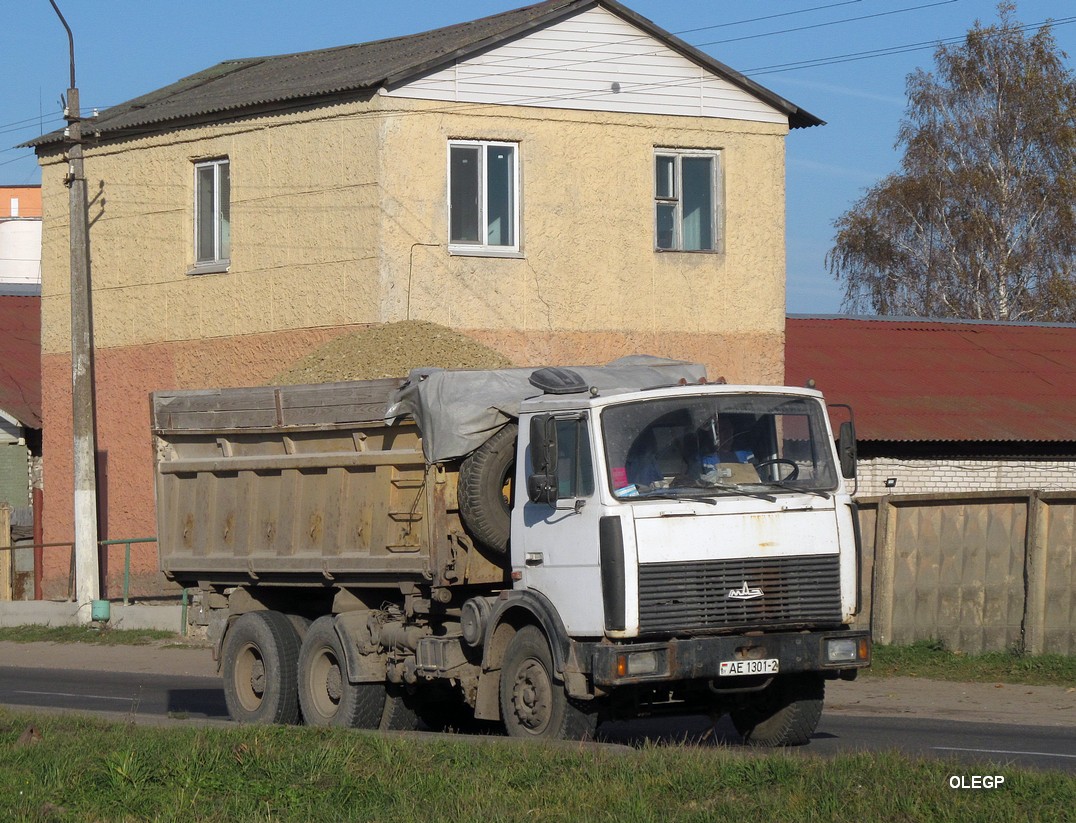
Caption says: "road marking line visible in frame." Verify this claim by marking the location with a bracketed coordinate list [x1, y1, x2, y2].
[933, 746, 1076, 760]
[12, 690, 132, 702]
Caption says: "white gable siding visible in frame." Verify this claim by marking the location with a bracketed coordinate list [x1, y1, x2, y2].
[384, 6, 786, 125]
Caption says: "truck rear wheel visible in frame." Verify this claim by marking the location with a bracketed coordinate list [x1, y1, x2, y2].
[298, 616, 385, 728]
[459, 423, 517, 554]
[500, 626, 596, 741]
[221, 611, 301, 725]
[730, 673, 825, 746]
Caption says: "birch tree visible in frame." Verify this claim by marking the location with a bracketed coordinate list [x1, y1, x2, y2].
[828, 4, 1076, 321]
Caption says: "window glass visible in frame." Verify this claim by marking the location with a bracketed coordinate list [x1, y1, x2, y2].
[195, 165, 216, 263]
[555, 418, 594, 499]
[218, 162, 231, 260]
[681, 156, 713, 251]
[450, 146, 481, 244]
[656, 203, 676, 250]
[653, 150, 719, 252]
[449, 141, 518, 252]
[655, 155, 675, 199]
[486, 145, 515, 246]
[603, 394, 837, 499]
[195, 159, 230, 266]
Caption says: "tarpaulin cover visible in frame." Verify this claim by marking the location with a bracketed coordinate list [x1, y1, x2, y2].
[385, 355, 706, 463]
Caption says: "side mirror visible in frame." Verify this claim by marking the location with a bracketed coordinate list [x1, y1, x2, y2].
[838, 421, 857, 480]
[527, 414, 559, 505]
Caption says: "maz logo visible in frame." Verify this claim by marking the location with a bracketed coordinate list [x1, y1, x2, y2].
[727, 581, 764, 600]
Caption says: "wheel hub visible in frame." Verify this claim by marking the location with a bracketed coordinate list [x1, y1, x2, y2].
[511, 659, 552, 731]
[325, 662, 342, 702]
[249, 657, 265, 697]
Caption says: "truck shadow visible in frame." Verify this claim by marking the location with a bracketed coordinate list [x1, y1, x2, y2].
[598, 713, 741, 747]
[166, 688, 230, 719]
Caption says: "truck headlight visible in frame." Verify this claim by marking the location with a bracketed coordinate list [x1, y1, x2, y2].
[616, 650, 664, 678]
[825, 638, 859, 662]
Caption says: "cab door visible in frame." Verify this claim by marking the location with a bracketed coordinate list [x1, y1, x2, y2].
[513, 415, 606, 636]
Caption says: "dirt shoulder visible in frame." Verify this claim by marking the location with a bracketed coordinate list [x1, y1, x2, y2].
[826, 674, 1076, 728]
[1, 640, 1073, 728]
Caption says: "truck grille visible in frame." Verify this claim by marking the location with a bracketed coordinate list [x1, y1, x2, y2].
[638, 554, 842, 635]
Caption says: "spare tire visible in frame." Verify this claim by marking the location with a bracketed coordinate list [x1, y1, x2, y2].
[458, 423, 518, 554]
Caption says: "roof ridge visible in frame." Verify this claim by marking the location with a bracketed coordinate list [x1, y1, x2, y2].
[24, 0, 819, 149]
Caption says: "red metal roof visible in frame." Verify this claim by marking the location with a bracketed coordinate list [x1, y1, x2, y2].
[0, 295, 41, 428]
[785, 316, 1076, 443]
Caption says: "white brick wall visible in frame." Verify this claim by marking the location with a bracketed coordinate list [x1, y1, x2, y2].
[855, 457, 1076, 497]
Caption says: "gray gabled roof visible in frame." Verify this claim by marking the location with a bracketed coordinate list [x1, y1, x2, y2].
[26, 0, 820, 150]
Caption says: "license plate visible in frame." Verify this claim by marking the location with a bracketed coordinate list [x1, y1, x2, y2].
[719, 658, 779, 677]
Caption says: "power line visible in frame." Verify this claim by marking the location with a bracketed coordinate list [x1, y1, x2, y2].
[676, 0, 865, 36]
[691, 0, 959, 48]
[745, 15, 1076, 75]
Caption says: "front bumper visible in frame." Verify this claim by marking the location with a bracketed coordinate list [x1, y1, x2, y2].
[583, 629, 871, 687]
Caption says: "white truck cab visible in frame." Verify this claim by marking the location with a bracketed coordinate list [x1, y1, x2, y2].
[510, 375, 869, 744]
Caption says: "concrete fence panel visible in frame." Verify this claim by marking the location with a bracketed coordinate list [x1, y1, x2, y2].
[859, 491, 1075, 655]
[1033, 493, 1076, 655]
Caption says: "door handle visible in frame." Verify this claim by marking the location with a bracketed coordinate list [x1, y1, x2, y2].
[525, 552, 544, 566]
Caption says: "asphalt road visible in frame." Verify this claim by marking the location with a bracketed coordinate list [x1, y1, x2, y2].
[1, 664, 1072, 773]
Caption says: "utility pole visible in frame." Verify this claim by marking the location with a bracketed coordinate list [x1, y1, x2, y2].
[51, 0, 99, 623]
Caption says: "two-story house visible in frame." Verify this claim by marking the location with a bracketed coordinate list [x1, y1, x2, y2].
[27, 0, 820, 596]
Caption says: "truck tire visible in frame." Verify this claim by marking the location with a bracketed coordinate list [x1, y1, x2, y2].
[730, 673, 825, 747]
[298, 616, 385, 729]
[459, 423, 517, 554]
[381, 686, 421, 731]
[221, 611, 302, 725]
[500, 625, 597, 741]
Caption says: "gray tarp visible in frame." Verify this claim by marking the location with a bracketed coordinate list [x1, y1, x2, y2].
[385, 355, 706, 463]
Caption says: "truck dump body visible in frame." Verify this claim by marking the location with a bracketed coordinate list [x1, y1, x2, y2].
[152, 379, 501, 588]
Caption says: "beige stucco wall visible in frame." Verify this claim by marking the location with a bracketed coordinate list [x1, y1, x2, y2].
[36, 93, 790, 590]
[377, 97, 786, 380]
[39, 100, 386, 357]
[40, 94, 787, 374]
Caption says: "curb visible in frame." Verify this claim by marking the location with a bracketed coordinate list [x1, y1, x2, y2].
[0, 600, 184, 633]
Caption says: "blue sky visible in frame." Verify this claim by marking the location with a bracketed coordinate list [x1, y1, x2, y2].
[3, 1, 1074, 314]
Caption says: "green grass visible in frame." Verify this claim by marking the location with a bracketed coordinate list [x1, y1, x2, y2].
[0, 708, 1070, 822]
[0, 625, 188, 646]
[866, 641, 1076, 687]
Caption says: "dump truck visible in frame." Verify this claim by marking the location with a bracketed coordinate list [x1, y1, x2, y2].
[152, 356, 870, 745]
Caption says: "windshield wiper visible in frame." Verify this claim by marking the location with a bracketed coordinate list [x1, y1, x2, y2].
[707, 483, 777, 502]
[640, 490, 718, 505]
[651, 482, 776, 503]
[759, 481, 831, 499]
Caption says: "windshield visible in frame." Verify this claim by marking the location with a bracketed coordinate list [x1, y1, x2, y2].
[602, 393, 838, 499]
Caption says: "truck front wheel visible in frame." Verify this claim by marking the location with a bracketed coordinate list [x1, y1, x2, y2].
[221, 611, 301, 725]
[499, 626, 596, 741]
[729, 673, 825, 746]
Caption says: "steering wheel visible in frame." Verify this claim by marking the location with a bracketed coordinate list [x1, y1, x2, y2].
[754, 458, 799, 482]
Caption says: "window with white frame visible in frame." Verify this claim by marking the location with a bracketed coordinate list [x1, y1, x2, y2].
[654, 149, 721, 252]
[194, 158, 230, 269]
[449, 141, 519, 253]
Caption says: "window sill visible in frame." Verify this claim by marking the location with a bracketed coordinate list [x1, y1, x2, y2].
[654, 248, 722, 255]
[187, 262, 231, 276]
[448, 246, 524, 259]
